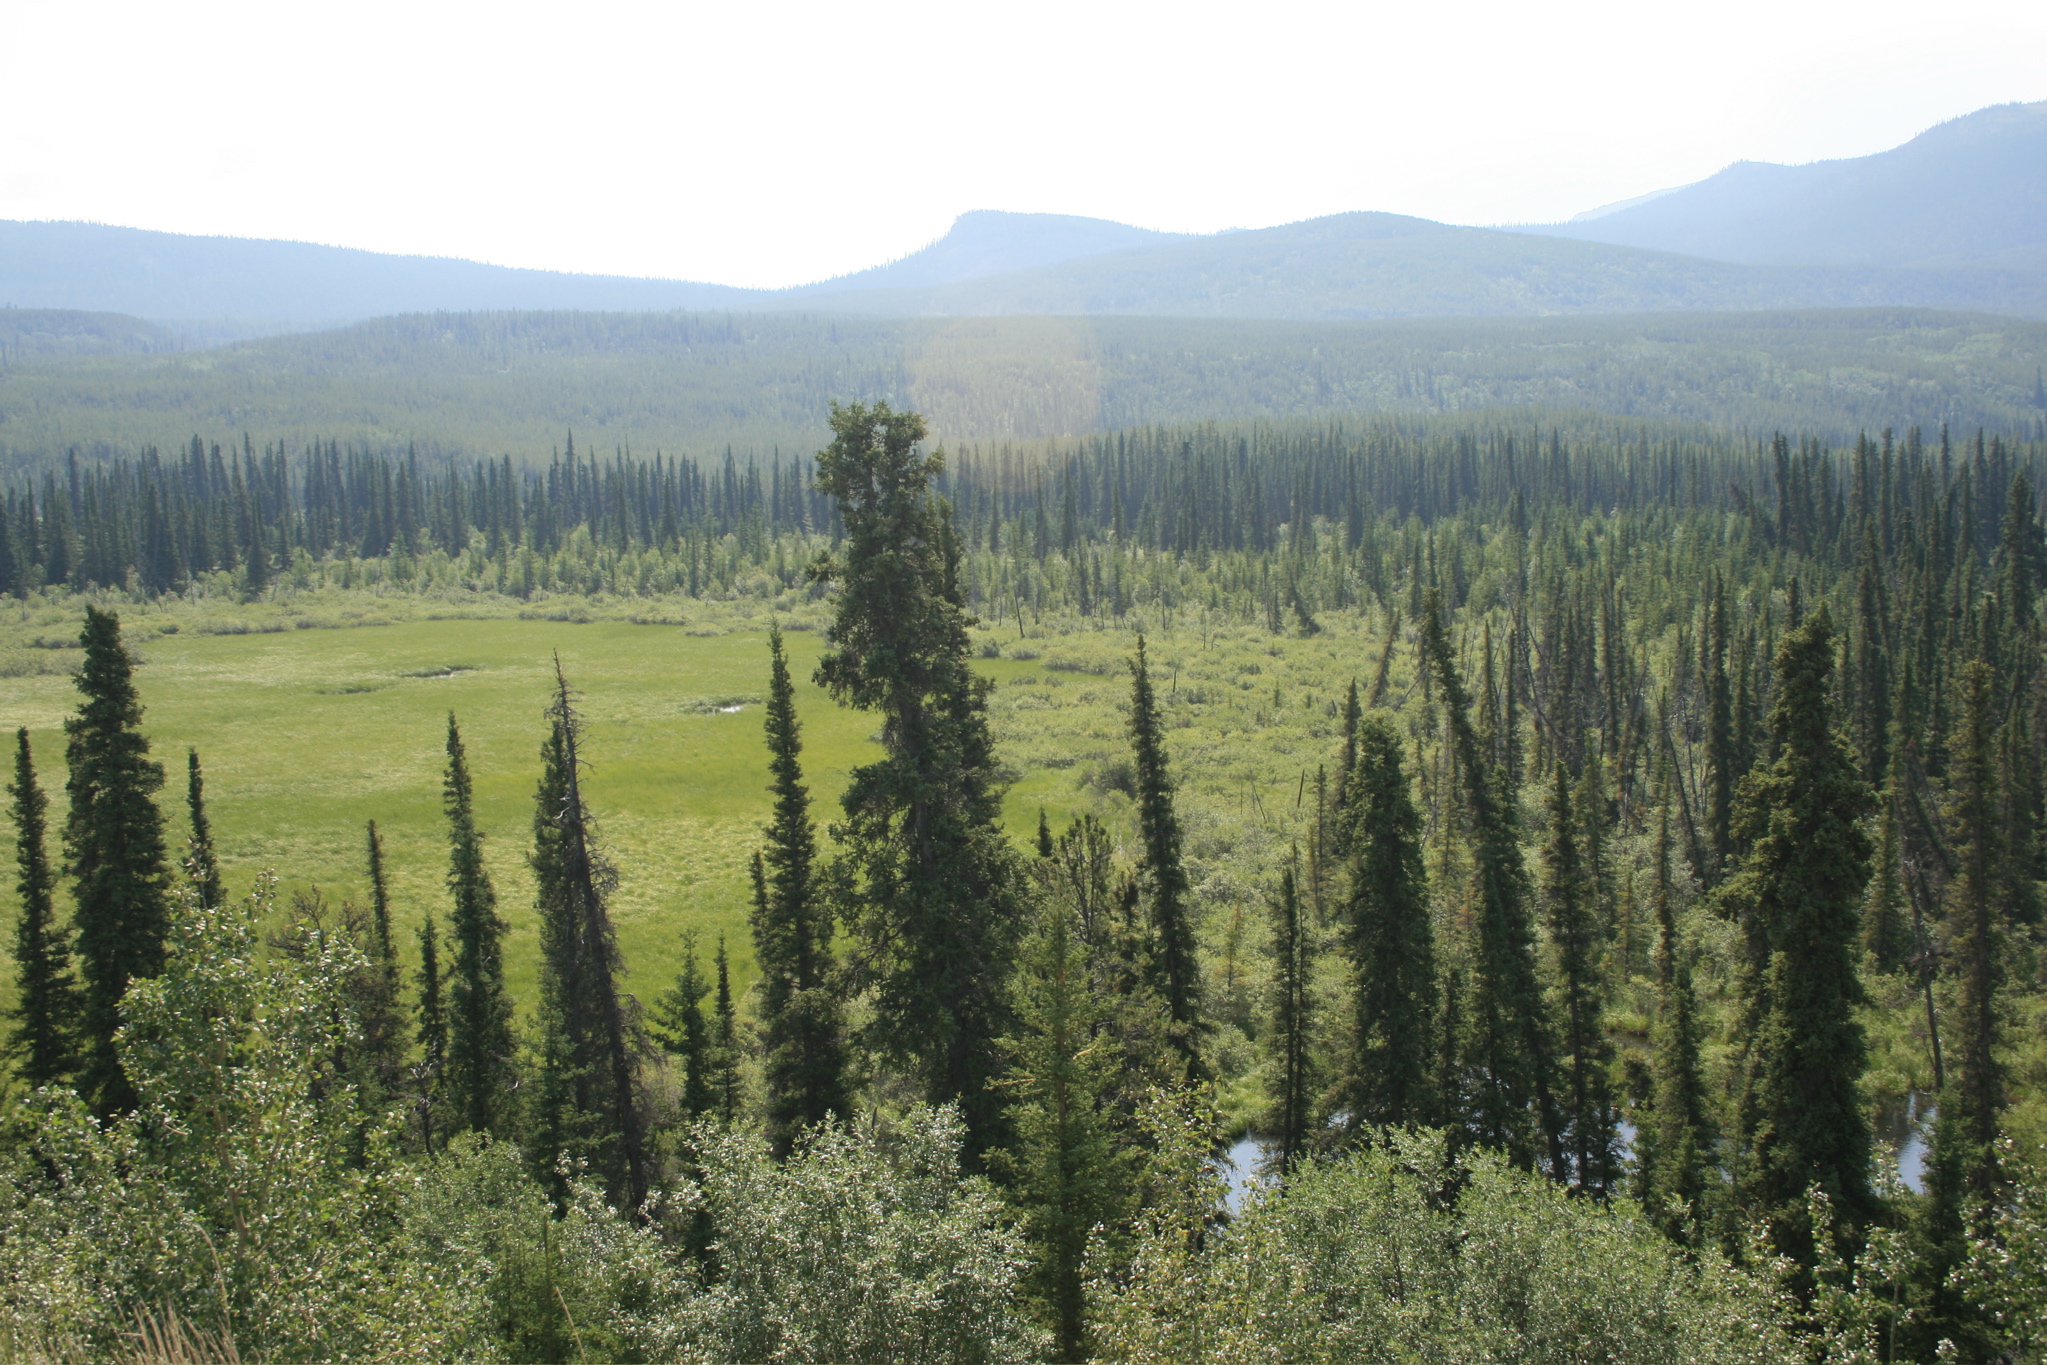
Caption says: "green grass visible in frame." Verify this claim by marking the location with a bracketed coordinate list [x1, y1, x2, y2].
[0, 613, 882, 1010]
[0, 589, 1396, 1071]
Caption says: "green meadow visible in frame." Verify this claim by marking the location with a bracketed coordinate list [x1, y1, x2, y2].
[0, 590, 1406, 1042]
[0, 613, 887, 1009]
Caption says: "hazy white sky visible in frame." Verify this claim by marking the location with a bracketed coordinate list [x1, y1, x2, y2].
[3, 0, 2042, 289]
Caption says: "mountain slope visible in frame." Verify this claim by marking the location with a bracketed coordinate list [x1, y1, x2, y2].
[0, 220, 754, 335]
[1528, 101, 2047, 268]
[789, 212, 2047, 320]
[787, 210, 1190, 292]
[10, 144, 2047, 337]
[0, 212, 1193, 335]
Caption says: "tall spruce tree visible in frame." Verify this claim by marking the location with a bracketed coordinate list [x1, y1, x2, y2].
[996, 898, 1132, 1363]
[1420, 589, 1560, 1171]
[1542, 762, 1617, 1196]
[8, 729, 78, 1086]
[1338, 714, 1435, 1131]
[1944, 660, 2006, 1203]
[356, 821, 406, 1098]
[442, 712, 516, 1137]
[1643, 803, 1711, 1241]
[64, 606, 171, 1116]
[1850, 535, 1892, 788]
[1726, 608, 1877, 1254]
[1862, 769, 1910, 974]
[1265, 861, 1315, 1176]
[1332, 679, 1362, 846]
[1703, 579, 1736, 882]
[1902, 658, 2010, 1358]
[751, 623, 847, 1156]
[528, 666, 648, 1206]
[809, 401, 1026, 1157]
[414, 913, 448, 1152]
[183, 749, 224, 907]
[711, 934, 740, 1124]
[1128, 635, 1202, 1072]
[652, 933, 714, 1120]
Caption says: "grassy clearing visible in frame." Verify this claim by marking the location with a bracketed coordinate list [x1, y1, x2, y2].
[0, 602, 879, 1011]
[0, 587, 1393, 1088]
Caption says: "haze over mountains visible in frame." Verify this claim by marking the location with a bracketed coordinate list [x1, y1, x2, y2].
[1, 99, 2042, 342]
[1527, 100, 2047, 270]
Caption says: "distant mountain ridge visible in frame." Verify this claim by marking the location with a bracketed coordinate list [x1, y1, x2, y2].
[4, 101, 2045, 334]
[1526, 101, 2047, 269]
[786, 211, 1190, 293]
[784, 211, 2047, 320]
[0, 220, 753, 340]
[0, 211, 1188, 338]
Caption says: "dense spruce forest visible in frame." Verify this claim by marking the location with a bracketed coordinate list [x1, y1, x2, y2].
[3, 403, 2047, 1362]
[3, 307, 2044, 467]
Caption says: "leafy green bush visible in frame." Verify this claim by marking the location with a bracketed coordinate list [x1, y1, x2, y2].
[1091, 1123, 1795, 1364]
[691, 1107, 1045, 1364]
[0, 878, 448, 1361]
[0, 883, 1046, 1362]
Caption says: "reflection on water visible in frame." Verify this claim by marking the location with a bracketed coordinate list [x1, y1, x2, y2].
[1217, 1133, 1272, 1213]
[1881, 1091, 1935, 1194]
[1213, 1096, 1932, 1212]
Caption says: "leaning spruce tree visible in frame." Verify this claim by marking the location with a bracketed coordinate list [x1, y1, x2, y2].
[809, 400, 1025, 1158]
[1420, 588, 1560, 1171]
[64, 606, 172, 1116]
[8, 728, 79, 1087]
[1726, 607, 1877, 1255]
[442, 712, 517, 1137]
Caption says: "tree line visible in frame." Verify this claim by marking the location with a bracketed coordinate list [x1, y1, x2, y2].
[3, 417, 2037, 608]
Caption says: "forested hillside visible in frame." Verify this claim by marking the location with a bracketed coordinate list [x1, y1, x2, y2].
[3, 306, 2042, 471]
[3, 403, 2047, 1360]
[0, 308, 178, 361]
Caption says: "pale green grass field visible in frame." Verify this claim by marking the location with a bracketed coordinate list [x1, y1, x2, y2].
[0, 593, 1396, 1029]
[0, 615, 889, 1009]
